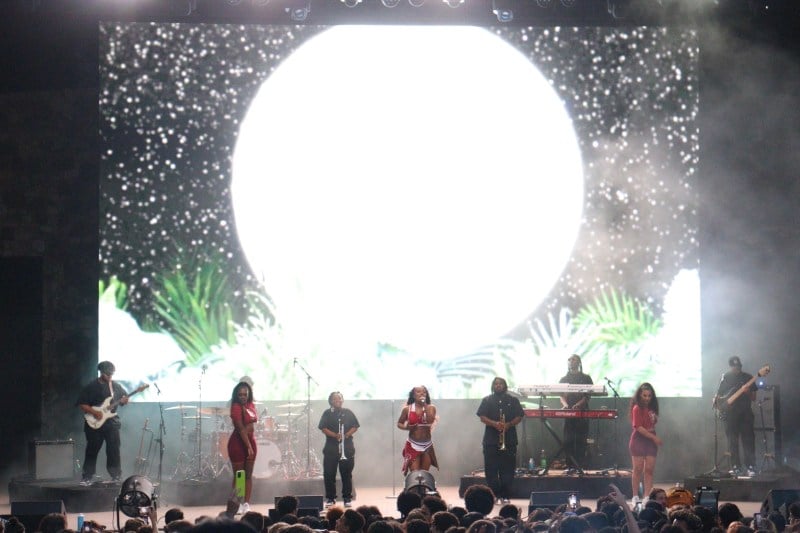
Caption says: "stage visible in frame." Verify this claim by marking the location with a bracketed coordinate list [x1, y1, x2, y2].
[683, 469, 800, 502]
[459, 469, 632, 500]
[8, 475, 326, 513]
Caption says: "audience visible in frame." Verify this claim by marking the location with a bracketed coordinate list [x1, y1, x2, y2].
[6, 482, 793, 533]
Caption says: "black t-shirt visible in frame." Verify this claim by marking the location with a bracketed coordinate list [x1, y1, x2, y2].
[716, 370, 755, 416]
[318, 407, 360, 457]
[558, 371, 593, 409]
[76, 378, 129, 426]
[476, 392, 525, 448]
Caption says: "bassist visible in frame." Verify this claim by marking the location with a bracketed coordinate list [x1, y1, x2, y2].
[713, 356, 757, 476]
[77, 361, 129, 485]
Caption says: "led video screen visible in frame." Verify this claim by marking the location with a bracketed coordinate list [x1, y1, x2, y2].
[99, 23, 700, 401]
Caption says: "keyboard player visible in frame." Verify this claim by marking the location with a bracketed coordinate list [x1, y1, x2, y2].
[558, 354, 593, 471]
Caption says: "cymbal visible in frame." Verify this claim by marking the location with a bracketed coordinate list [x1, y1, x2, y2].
[276, 402, 305, 409]
[199, 407, 228, 415]
[165, 405, 197, 411]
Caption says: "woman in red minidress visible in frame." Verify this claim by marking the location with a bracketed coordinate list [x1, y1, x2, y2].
[228, 381, 258, 512]
[629, 382, 662, 499]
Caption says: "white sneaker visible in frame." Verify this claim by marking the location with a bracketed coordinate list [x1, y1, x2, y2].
[237, 502, 250, 515]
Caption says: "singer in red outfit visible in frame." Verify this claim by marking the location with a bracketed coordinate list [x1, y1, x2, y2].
[397, 385, 439, 473]
[228, 381, 258, 512]
[628, 382, 662, 499]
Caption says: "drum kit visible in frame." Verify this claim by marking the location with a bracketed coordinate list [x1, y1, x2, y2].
[165, 401, 321, 481]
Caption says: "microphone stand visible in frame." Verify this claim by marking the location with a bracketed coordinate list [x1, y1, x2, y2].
[155, 384, 167, 495]
[293, 358, 318, 476]
[703, 373, 731, 477]
[604, 377, 620, 473]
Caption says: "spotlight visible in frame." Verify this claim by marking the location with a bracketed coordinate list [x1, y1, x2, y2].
[285, 2, 311, 20]
[491, 0, 514, 21]
[442, 0, 464, 7]
[561, 0, 575, 6]
[408, 0, 426, 7]
[381, 0, 402, 6]
[117, 475, 156, 522]
[341, 0, 363, 7]
[404, 470, 437, 497]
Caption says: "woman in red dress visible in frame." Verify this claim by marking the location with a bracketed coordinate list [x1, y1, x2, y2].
[228, 381, 257, 513]
[629, 382, 662, 499]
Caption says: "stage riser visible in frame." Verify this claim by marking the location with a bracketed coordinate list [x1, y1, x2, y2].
[459, 475, 630, 500]
[683, 475, 794, 502]
[9, 477, 327, 512]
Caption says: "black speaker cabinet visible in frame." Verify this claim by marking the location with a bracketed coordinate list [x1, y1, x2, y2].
[529, 491, 580, 513]
[274, 495, 324, 512]
[8, 500, 66, 531]
[28, 440, 74, 480]
[760, 489, 800, 519]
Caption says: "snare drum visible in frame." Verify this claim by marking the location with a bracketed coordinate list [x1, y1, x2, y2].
[253, 439, 282, 479]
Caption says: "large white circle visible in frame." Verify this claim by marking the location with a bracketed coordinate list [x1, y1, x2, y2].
[232, 25, 583, 361]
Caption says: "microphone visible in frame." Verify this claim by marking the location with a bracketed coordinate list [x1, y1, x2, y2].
[153, 382, 161, 394]
[293, 357, 297, 367]
[604, 376, 613, 384]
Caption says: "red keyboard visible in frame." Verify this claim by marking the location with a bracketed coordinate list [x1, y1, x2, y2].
[524, 408, 618, 419]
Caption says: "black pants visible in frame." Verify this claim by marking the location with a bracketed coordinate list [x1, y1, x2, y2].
[323, 452, 354, 500]
[725, 411, 755, 468]
[83, 419, 122, 480]
[563, 419, 589, 468]
[483, 446, 516, 500]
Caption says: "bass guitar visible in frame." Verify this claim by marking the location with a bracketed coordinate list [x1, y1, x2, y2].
[84, 384, 150, 429]
[715, 365, 770, 420]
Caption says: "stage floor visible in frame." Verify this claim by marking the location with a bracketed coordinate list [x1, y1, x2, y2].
[0, 484, 764, 532]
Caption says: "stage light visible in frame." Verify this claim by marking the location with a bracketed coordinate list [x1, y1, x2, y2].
[381, 0, 402, 6]
[285, 2, 311, 20]
[491, 0, 514, 21]
[442, 0, 465, 7]
[341, 0, 364, 7]
[404, 470, 437, 497]
[408, 0, 426, 7]
[561, 0, 575, 6]
[117, 475, 155, 519]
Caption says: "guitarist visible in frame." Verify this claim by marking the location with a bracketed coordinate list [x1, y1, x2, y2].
[76, 361, 129, 485]
[713, 356, 756, 476]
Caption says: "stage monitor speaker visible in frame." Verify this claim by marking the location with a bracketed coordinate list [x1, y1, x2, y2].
[760, 489, 800, 520]
[753, 386, 780, 431]
[28, 440, 74, 479]
[9, 500, 66, 531]
[529, 491, 580, 513]
[274, 495, 324, 512]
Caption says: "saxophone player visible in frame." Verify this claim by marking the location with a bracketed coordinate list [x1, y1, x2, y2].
[319, 391, 359, 508]
[477, 377, 524, 505]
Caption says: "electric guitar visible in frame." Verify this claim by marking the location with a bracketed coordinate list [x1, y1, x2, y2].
[84, 384, 149, 429]
[715, 365, 770, 420]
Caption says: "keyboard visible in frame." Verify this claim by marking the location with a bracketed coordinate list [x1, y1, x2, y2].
[523, 408, 618, 419]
